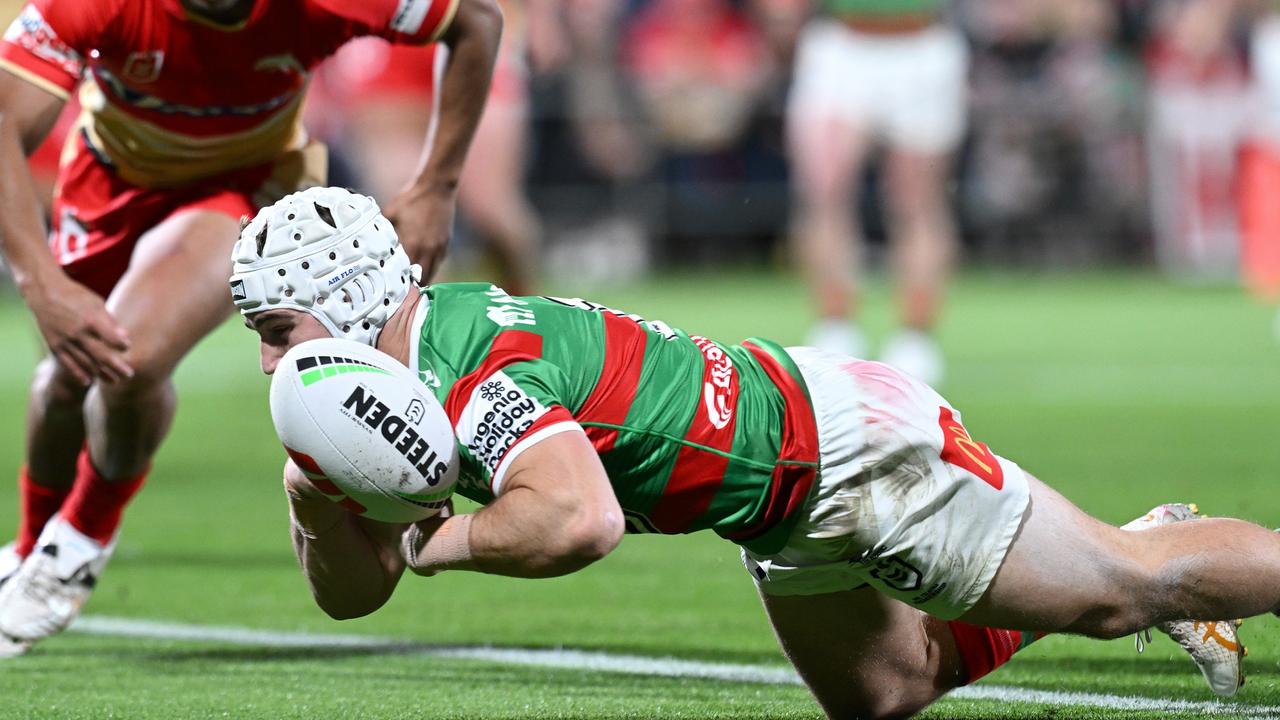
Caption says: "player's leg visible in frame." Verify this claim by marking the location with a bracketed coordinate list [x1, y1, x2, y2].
[0, 209, 241, 643]
[7, 154, 143, 567]
[762, 586, 964, 719]
[456, 70, 540, 296]
[879, 147, 955, 385]
[79, 207, 241, 497]
[787, 22, 873, 357]
[877, 25, 966, 386]
[960, 475, 1280, 636]
[774, 348, 1247, 697]
[12, 358, 87, 559]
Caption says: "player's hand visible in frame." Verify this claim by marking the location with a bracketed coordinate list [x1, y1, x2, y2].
[23, 275, 132, 386]
[283, 458, 351, 538]
[383, 186, 456, 282]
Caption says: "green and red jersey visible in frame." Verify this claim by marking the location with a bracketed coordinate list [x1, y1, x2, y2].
[409, 283, 819, 555]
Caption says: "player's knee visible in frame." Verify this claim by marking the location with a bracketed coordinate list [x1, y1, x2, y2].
[1078, 604, 1146, 640]
[820, 687, 932, 720]
[1071, 568, 1162, 639]
[36, 358, 90, 406]
[102, 345, 178, 398]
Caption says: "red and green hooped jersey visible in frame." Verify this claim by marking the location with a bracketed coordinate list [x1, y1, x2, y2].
[410, 283, 820, 555]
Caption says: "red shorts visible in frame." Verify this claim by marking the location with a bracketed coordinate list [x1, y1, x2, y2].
[50, 130, 326, 299]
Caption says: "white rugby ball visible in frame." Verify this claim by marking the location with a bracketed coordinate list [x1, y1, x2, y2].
[269, 337, 458, 523]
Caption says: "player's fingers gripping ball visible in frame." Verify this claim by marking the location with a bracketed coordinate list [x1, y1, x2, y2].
[269, 337, 458, 522]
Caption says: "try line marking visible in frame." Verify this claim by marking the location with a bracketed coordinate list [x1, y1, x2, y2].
[69, 615, 1280, 719]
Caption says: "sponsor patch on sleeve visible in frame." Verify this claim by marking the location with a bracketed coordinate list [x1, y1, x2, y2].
[389, 0, 431, 34]
[455, 371, 550, 478]
[4, 5, 84, 79]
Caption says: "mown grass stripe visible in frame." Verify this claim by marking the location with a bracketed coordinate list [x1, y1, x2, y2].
[67, 615, 1280, 719]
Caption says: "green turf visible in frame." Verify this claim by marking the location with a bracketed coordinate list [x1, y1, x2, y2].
[0, 270, 1278, 718]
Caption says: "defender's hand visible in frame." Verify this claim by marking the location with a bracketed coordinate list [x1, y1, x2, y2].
[24, 276, 132, 386]
[383, 187, 456, 282]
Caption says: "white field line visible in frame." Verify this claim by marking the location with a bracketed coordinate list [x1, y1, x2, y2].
[69, 615, 1280, 719]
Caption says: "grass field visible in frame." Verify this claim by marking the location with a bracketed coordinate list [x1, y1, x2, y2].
[0, 270, 1278, 718]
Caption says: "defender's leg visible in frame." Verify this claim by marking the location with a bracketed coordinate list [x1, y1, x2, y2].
[0, 209, 241, 643]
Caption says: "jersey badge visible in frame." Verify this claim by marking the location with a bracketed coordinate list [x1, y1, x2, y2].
[123, 51, 164, 83]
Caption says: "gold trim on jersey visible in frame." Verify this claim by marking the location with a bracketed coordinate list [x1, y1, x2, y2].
[77, 80, 309, 188]
[429, 0, 463, 42]
[0, 57, 71, 100]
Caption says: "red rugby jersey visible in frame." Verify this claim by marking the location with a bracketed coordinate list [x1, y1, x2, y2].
[0, 0, 459, 187]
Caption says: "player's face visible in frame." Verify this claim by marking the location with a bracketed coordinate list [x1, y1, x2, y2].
[250, 309, 332, 375]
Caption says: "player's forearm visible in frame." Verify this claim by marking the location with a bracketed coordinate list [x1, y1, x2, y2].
[0, 114, 63, 297]
[406, 487, 622, 578]
[289, 499, 408, 620]
[407, 0, 502, 196]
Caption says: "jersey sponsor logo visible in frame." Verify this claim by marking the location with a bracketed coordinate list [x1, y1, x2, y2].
[938, 406, 1004, 490]
[485, 286, 536, 327]
[691, 336, 734, 430]
[5, 5, 84, 78]
[340, 385, 450, 485]
[456, 371, 549, 475]
[122, 51, 164, 83]
[543, 296, 679, 341]
[91, 65, 300, 117]
[391, 0, 432, 34]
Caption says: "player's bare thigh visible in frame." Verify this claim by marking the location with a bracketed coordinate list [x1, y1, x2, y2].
[958, 474, 1161, 636]
[761, 586, 964, 720]
[103, 209, 243, 380]
[963, 473, 1280, 636]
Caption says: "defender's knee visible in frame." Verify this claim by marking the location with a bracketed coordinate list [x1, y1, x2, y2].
[36, 357, 91, 407]
[95, 345, 177, 402]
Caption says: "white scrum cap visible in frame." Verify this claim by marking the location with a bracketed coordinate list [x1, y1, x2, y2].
[229, 186, 420, 346]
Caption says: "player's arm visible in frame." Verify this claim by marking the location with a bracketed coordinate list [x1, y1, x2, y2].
[404, 430, 625, 578]
[283, 459, 409, 620]
[0, 4, 132, 384]
[382, 0, 503, 278]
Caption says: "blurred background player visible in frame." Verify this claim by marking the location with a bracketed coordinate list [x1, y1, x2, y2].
[0, 0, 501, 653]
[787, 0, 968, 385]
[1240, 0, 1280, 336]
[308, 0, 550, 295]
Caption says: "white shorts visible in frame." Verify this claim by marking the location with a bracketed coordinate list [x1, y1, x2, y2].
[743, 348, 1030, 620]
[788, 21, 969, 153]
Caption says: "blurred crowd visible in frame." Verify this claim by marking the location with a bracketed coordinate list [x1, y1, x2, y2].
[17, 0, 1280, 298]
